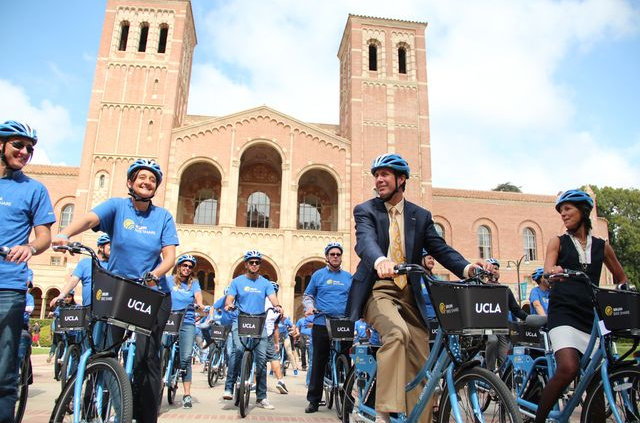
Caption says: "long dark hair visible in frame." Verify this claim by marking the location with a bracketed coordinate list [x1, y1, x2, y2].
[576, 202, 593, 233]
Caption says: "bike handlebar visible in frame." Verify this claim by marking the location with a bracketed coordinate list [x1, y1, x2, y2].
[0, 246, 10, 258]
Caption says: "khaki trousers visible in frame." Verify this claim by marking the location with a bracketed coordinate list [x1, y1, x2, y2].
[283, 336, 301, 370]
[364, 279, 433, 423]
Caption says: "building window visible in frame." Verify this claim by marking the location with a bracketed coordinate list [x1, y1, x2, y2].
[523, 227, 537, 261]
[158, 25, 168, 53]
[59, 204, 74, 231]
[98, 174, 106, 188]
[369, 44, 377, 71]
[138, 23, 149, 52]
[477, 225, 492, 259]
[398, 47, 407, 74]
[298, 195, 322, 230]
[246, 192, 270, 228]
[118, 22, 129, 51]
[50, 256, 66, 266]
[194, 189, 218, 225]
[434, 223, 445, 239]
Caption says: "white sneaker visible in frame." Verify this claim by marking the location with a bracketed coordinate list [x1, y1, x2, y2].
[222, 390, 233, 400]
[256, 398, 275, 410]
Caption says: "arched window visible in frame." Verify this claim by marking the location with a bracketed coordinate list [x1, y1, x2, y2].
[118, 21, 129, 51]
[247, 192, 270, 228]
[434, 223, 445, 239]
[138, 23, 149, 52]
[369, 44, 378, 71]
[98, 174, 106, 189]
[158, 25, 169, 53]
[194, 189, 218, 225]
[477, 225, 492, 259]
[298, 195, 322, 230]
[523, 227, 537, 261]
[398, 47, 407, 74]
[59, 204, 74, 231]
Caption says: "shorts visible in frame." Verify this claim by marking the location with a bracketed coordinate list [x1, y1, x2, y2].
[266, 334, 279, 361]
[32, 334, 39, 343]
[548, 325, 591, 355]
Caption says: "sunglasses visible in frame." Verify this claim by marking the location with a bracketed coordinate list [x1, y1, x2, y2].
[10, 141, 34, 155]
[181, 264, 194, 269]
[247, 260, 261, 266]
[328, 253, 342, 257]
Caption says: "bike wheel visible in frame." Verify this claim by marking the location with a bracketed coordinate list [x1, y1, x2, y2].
[238, 351, 253, 418]
[167, 351, 181, 405]
[14, 354, 30, 423]
[341, 366, 356, 423]
[208, 346, 222, 387]
[581, 365, 640, 422]
[60, 344, 81, 390]
[481, 361, 514, 412]
[438, 366, 521, 423]
[324, 360, 335, 410]
[50, 357, 133, 423]
[53, 341, 65, 381]
[335, 354, 350, 419]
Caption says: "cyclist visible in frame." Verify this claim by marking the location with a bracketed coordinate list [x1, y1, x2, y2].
[47, 292, 75, 363]
[52, 158, 178, 423]
[264, 281, 288, 394]
[223, 250, 283, 410]
[281, 315, 301, 375]
[534, 189, 628, 423]
[354, 317, 368, 343]
[0, 119, 55, 422]
[303, 242, 352, 414]
[346, 153, 492, 423]
[529, 267, 550, 316]
[419, 249, 437, 319]
[50, 234, 110, 308]
[167, 254, 204, 409]
[295, 315, 310, 371]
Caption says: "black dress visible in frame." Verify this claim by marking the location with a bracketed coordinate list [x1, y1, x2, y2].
[547, 234, 605, 334]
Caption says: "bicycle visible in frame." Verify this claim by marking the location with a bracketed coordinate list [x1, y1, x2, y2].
[15, 328, 32, 423]
[207, 323, 229, 387]
[49, 242, 166, 423]
[56, 302, 89, 390]
[160, 310, 185, 406]
[342, 264, 521, 423]
[495, 269, 640, 422]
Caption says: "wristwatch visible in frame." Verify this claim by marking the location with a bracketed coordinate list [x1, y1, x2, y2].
[27, 245, 37, 255]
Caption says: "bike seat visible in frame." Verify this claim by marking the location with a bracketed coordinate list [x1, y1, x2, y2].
[525, 315, 547, 329]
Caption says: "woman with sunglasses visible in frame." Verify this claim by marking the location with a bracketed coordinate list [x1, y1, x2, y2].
[53, 158, 178, 423]
[167, 254, 204, 409]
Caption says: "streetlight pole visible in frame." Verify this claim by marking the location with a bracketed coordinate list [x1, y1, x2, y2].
[506, 254, 528, 305]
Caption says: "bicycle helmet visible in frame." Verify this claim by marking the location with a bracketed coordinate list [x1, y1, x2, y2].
[555, 189, 593, 212]
[370, 154, 410, 178]
[324, 242, 343, 255]
[244, 250, 263, 262]
[486, 258, 500, 268]
[0, 120, 38, 144]
[203, 305, 212, 313]
[271, 281, 280, 292]
[127, 158, 163, 185]
[177, 254, 197, 266]
[531, 267, 544, 283]
[421, 248, 430, 257]
[96, 234, 111, 246]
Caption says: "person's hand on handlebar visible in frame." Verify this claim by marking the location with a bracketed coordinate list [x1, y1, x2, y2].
[375, 258, 398, 279]
[304, 307, 315, 316]
[469, 261, 495, 279]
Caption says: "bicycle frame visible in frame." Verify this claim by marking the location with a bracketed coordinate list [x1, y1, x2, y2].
[163, 335, 180, 386]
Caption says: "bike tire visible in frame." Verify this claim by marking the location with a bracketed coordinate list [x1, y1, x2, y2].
[437, 366, 521, 423]
[53, 341, 65, 381]
[167, 351, 181, 405]
[50, 357, 133, 423]
[341, 366, 356, 423]
[239, 351, 253, 418]
[581, 365, 640, 423]
[208, 346, 222, 387]
[159, 347, 171, 408]
[481, 360, 514, 412]
[60, 343, 81, 390]
[335, 354, 350, 419]
[15, 353, 31, 423]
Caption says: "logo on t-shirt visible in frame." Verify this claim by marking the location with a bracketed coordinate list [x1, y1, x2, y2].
[0, 196, 12, 207]
[243, 286, 261, 294]
[122, 218, 157, 235]
[326, 279, 345, 286]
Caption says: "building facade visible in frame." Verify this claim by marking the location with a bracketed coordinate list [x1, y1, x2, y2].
[25, 0, 611, 319]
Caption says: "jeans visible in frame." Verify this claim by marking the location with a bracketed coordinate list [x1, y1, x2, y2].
[0, 289, 26, 423]
[224, 321, 269, 400]
[179, 323, 196, 382]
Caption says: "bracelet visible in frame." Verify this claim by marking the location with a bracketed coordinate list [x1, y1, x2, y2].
[26, 245, 37, 255]
[55, 234, 69, 239]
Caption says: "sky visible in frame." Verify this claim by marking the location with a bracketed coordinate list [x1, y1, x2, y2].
[1, 0, 639, 195]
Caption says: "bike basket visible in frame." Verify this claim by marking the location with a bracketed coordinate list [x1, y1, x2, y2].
[91, 262, 166, 336]
[326, 318, 355, 341]
[53, 316, 65, 334]
[211, 324, 229, 340]
[428, 319, 440, 340]
[429, 281, 509, 335]
[595, 288, 640, 333]
[508, 321, 543, 347]
[58, 306, 90, 331]
[163, 311, 185, 336]
[237, 314, 266, 338]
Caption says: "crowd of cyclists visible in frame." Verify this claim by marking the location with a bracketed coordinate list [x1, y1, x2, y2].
[1, 119, 637, 423]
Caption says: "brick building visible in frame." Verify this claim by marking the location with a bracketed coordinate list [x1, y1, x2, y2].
[24, 0, 612, 319]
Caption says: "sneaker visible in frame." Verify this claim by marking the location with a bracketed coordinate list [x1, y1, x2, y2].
[222, 390, 233, 400]
[293, 369, 299, 376]
[250, 383, 256, 392]
[182, 395, 192, 409]
[256, 398, 275, 410]
[276, 381, 288, 394]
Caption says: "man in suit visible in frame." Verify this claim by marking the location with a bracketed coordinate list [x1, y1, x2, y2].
[346, 153, 492, 423]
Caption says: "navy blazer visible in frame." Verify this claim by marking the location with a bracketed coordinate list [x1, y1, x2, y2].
[346, 197, 469, 326]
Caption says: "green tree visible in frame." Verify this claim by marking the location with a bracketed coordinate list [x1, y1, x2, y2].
[590, 186, 640, 286]
[492, 182, 522, 192]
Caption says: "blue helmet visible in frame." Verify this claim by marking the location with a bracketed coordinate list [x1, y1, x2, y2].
[177, 254, 197, 266]
[0, 120, 38, 145]
[271, 281, 280, 292]
[555, 189, 593, 212]
[531, 267, 544, 282]
[244, 250, 262, 262]
[371, 154, 410, 178]
[324, 242, 343, 255]
[421, 248, 430, 257]
[486, 258, 500, 268]
[127, 158, 163, 185]
[96, 234, 111, 246]
[203, 305, 211, 313]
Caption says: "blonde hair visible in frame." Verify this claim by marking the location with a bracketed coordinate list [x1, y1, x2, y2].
[172, 263, 197, 290]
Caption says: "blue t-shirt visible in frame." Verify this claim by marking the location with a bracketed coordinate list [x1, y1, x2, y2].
[0, 171, 55, 290]
[304, 267, 352, 325]
[355, 320, 368, 340]
[213, 295, 237, 326]
[296, 315, 313, 337]
[228, 274, 274, 315]
[369, 327, 381, 346]
[92, 198, 179, 293]
[168, 275, 201, 324]
[24, 292, 34, 325]
[420, 277, 437, 319]
[529, 286, 550, 315]
[72, 257, 108, 306]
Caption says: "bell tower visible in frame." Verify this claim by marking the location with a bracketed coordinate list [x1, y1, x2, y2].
[338, 15, 432, 209]
[75, 0, 196, 215]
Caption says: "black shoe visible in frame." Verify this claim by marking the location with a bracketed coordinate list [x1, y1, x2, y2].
[305, 402, 319, 413]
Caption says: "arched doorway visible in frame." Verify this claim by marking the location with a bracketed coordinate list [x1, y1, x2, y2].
[45, 288, 61, 317]
[31, 287, 43, 319]
[293, 260, 325, 320]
